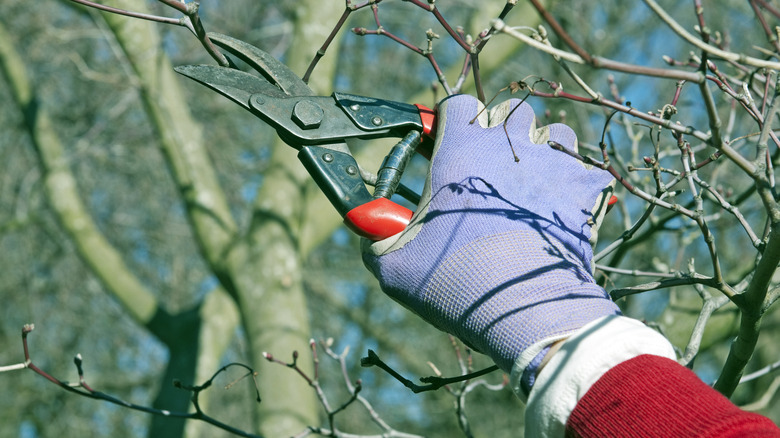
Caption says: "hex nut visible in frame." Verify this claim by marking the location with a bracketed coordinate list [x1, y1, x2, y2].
[292, 100, 324, 129]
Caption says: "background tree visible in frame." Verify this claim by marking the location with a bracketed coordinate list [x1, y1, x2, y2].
[1, 1, 779, 437]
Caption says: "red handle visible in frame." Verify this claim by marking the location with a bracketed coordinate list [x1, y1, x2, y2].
[607, 195, 618, 213]
[415, 103, 436, 136]
[342, 104, 434, 240]
[344, 198, 413, 241]
[414, 104, 437, 160]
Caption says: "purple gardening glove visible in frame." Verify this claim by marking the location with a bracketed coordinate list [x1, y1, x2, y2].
[362, 94, 620, 393]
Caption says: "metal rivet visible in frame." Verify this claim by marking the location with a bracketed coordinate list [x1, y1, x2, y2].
[253, 95, 265, 106]
[346, 165, 357, 175]
[322, 153, 334, 163]
[350, 104, 361, 111]
[371, 116, 383, 126]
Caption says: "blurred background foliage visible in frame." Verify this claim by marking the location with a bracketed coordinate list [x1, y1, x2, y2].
[0, 1, 778, 437]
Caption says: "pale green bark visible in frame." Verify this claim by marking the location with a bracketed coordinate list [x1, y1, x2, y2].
[224, 2, 347, 434]
[2, 3, 546, 437]
[0, 21, 158, 325]
[99, 2, 238, 275]
[0, 16, 243, 438]
[98, 1, 349, 435]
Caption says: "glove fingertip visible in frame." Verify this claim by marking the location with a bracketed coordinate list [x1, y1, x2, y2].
[489, 99, 536, 130]
[544, 123, 579, 152]
[438, 94, 485, 127]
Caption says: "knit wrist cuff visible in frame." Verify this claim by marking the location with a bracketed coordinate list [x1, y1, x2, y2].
[515, 315, 676, 437]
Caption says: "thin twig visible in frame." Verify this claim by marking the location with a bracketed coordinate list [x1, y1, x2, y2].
[643, 0, 780, 70]
[492, 19, 704, 83]
[68, 0, 229, 66]
[360, 350, 499, 394]
[12, 325, 262, 438]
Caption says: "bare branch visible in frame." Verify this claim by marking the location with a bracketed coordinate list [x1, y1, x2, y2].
[610, 275, 726, 301]
[360, 349, 499, 394]
[643, 0, 780, 70]
[739, 375, 780, 411]
[68, 0, 229, 66]
[740, 358, 780, 384]
[13, 325, 263, 438]
[679, 279, 731, 366]
[492, 19, 705, 83]
[265, 341, 425, 438]
[302, 6, 354, 83]
[69, 0, 183, 26]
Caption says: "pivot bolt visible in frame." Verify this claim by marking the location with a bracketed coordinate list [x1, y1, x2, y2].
[292, 100, 324, 129]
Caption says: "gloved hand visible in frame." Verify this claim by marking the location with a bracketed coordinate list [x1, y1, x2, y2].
[362, 94, 620, 394]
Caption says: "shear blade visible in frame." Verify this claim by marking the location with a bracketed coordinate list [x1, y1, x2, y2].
[208, 32, 313, 98]
[174, 64, 286, 110]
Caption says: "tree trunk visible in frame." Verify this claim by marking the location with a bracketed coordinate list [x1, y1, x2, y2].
[99, 1, 348, 435]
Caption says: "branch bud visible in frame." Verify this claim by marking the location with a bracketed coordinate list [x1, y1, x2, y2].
[185, 2, 200, 15]
[537, 25, 547, 39]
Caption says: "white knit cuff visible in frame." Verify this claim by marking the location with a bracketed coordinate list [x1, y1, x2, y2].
[513, 315, 677, 438]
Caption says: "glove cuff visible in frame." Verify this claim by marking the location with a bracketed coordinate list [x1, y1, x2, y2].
[512, 315, 677, 436]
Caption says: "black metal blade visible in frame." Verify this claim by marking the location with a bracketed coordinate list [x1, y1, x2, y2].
[207, 32, 314, 97]
[173, 65, 287, 110]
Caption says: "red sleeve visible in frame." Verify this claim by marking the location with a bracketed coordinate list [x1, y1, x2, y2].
[565, 354, 780, 438]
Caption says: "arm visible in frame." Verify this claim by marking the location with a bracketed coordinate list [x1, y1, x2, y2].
[566, 354, 779, 437]
[532, 317, 780, 437]
[362, 94, 780, 437]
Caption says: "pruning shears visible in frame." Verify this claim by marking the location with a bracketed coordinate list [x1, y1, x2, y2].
[174, 33, 436, 241]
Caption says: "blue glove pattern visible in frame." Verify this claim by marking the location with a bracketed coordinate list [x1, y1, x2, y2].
[362, 94, 620, 381]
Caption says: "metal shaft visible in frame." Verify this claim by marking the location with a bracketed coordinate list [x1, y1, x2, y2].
[373, 131, 422, 200]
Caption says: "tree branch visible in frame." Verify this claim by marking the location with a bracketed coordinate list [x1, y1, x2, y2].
[360, 349, 499, 394]
[643, 0, 780, 70]
[3, 325, 263, 438]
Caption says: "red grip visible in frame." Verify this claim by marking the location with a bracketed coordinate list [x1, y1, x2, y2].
[415, 103, 436, 137]
[415, 103, 436, 160]
[607, 195, 618, 213]
[344, 198, 413, 241]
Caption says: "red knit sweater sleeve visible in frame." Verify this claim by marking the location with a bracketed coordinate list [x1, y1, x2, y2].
[565, 354, 780, 437]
